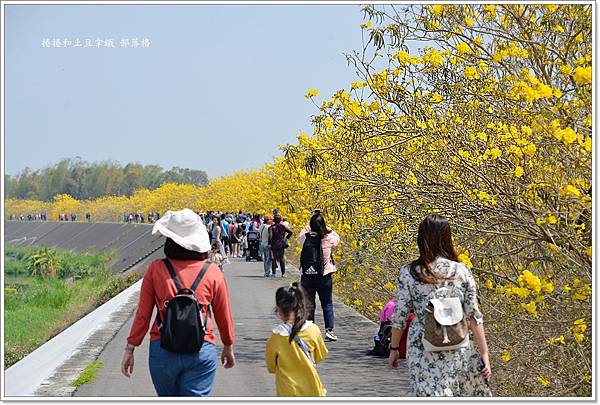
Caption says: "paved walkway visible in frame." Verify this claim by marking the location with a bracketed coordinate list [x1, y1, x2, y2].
[74, 259, 410, 397]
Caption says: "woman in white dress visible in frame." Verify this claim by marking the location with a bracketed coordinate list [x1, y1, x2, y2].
[387, 214, 492, 397]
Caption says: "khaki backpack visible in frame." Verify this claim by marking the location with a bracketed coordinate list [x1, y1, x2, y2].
[422, 281, 470, 352]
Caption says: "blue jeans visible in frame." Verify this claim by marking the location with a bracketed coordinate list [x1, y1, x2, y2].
[149, 340, 217, 396]
[301, 274, 334, 330]
[260, 244, 271, 276]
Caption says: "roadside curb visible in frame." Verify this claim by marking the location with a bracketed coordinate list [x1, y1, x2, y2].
[35, 289, 140, 397]
[4, 279, 142, 397]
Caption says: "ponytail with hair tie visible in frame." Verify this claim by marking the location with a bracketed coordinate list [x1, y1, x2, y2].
[276, 282, 309, 343]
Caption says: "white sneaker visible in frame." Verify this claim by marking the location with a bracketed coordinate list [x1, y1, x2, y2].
[325, 329, 338, 342]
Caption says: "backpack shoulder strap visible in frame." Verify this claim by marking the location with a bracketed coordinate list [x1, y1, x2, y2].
[190, 260, 212, 293]
[163, 258, 183, 291]
[280, 323, 316, 367]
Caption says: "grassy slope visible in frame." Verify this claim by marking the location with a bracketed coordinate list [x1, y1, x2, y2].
[4, 246, 140, 368]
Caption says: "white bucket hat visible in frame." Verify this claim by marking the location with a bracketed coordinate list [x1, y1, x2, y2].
[152, 208, 211, 253]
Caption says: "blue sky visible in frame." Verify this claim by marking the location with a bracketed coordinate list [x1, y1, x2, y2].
[5, 4, 369, 178]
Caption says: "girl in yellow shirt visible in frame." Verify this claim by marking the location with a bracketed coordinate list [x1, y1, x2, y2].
[265, 282, 329, 396]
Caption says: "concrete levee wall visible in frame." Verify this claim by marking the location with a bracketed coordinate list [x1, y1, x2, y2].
[4, 221, 165, 273]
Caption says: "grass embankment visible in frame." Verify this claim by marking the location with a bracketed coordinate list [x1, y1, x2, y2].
[4, 245, 141, 368]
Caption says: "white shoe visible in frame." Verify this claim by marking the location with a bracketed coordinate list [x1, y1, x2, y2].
[325, 329, 338, 341]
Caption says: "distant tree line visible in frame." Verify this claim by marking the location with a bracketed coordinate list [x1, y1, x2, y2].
[5, 158, 209, 201]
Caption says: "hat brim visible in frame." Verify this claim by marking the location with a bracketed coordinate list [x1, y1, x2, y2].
[152, 222, 211, 253]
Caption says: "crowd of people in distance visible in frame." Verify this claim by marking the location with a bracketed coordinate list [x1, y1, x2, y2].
[9, 212, 48, 221]
[9, 212, 94, 222]
[124, 212, 160, 224]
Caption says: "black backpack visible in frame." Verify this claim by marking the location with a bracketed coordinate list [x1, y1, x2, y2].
[300, 233, 324, 275]
[366, 321, 392, 357]
[270, 224, 288, 249]
[157, 258, 211, 354]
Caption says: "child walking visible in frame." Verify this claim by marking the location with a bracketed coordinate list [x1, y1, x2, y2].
[265, 283, 328, 396]
[208, 243, 226, 271]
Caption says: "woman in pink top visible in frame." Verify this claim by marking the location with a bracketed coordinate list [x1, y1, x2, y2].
[299, 210, 340, 342]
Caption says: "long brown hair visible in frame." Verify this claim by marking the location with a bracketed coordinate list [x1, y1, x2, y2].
[410, 214, 459, 284]
[309, 211, 331, 239]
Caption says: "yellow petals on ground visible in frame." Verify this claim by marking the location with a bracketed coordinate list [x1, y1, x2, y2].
[501, 350, 512, 362]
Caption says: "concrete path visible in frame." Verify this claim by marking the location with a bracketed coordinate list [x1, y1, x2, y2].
[74, 259, 410, 397]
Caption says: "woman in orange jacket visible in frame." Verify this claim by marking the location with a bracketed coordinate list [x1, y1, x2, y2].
[121, 208, 236, 396]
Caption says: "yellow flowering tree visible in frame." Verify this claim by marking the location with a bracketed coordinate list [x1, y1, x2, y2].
[4, 4, 591, 396]
[279, 4, 591, 396]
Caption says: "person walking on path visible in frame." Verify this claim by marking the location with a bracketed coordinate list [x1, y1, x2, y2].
[121, 208, 236, 396]
[220, 214, 230, 257]
[250, 214, 262, 232]
[265, 283, 328, 397]
[259, 215, 273, 276]
[269, 215, 293, 278]
[387, 213, 492, 397]
[208, 243, 226, 272]
[298, 210, 340, 342]
[232, 222, 244, 258]
[209, 217, 225, 258]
